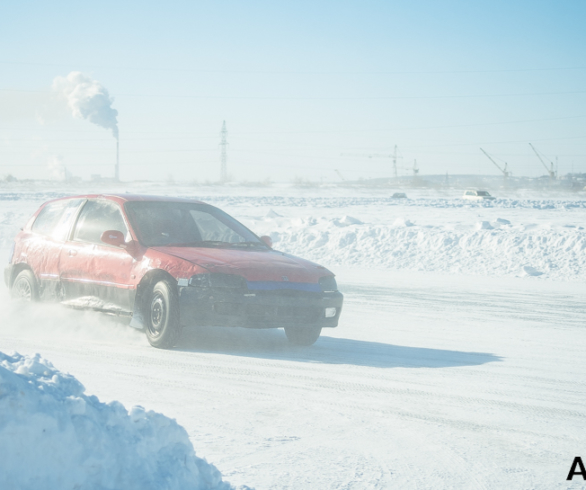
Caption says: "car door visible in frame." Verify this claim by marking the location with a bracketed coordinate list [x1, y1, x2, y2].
[23, 198, 84, 300]
[59, 199, 136, 312]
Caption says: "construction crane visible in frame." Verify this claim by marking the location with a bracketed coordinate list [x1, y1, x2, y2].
[340, 145, 401, 180]
[480, 148, 510, 178]
[529, 143, 556, 180]
[334, 169, 346, 181]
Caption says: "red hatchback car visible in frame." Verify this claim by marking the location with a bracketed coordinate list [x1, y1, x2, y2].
[5, 194, 343, 348]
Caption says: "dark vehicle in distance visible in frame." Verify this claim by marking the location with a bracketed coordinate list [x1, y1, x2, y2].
[5, 195, 343, 348]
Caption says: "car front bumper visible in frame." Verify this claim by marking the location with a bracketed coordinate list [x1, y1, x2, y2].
[178, 286, 343, 329]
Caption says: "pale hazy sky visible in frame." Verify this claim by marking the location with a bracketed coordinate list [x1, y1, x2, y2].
[1, 0, 585, 182]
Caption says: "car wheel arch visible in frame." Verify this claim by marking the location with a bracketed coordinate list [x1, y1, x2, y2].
[136, 269, 177, 302]
[9, 263, 35, 289]
[131, 269, 178, 327]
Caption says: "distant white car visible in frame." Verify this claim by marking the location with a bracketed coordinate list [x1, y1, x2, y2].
[391, 192, 408, 199]
[462, 190, 495, 201]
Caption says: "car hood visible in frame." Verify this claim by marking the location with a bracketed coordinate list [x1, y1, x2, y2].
[150, 246, 329, 283]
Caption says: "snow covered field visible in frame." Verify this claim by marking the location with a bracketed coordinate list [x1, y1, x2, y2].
[2, 182, 585, 280]
[1, 182, 585, 488]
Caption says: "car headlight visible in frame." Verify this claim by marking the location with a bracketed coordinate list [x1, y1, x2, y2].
[189, 274, 211, 287]
[189, 273, 246, 289]
[319, 275, 338, 292]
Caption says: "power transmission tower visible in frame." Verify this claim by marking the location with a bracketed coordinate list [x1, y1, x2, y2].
[220, 121, 228, 183]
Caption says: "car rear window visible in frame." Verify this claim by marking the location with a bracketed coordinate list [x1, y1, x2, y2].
[32, 199, 84, 240]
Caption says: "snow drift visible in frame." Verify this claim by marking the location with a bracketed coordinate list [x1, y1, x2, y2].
[252, 215, 585, 279]
[0, 351, 237, 490]
[1, 187, 585, 280]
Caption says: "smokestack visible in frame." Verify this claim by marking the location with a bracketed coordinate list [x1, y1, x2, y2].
[115, 139, 119, 181]
[220, 121, 228, 183]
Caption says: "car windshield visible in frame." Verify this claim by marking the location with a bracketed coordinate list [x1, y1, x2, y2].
[125, 201, 264, 248]
[477, 191, 491, 196]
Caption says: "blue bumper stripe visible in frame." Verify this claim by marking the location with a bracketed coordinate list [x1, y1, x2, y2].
[246, 281, 322, 292]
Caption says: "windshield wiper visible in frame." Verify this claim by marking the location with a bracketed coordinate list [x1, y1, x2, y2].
[165, 240, 266, 249]
[166, 240, 231, 248]
[228, 241, 267, 249]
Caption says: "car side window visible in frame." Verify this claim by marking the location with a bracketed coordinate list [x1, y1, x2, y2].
[73, 200, 128, 245]
[32, 199, 84, 240]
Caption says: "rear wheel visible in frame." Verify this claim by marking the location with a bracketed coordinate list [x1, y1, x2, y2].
[284, 325, 322, 346]
[11, 269, 39, 302]
[144, 280, 181, 348]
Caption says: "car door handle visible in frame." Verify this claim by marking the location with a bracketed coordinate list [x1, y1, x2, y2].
[68, 249, 77, 256]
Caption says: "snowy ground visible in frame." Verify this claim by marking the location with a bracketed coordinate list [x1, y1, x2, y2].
[1, 182, 585, 488]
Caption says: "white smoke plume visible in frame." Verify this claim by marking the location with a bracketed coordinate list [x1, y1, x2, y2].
[52, 72, 119, 140]
[47, 155, 70, 181]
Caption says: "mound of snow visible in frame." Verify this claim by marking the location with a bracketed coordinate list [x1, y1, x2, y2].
[495, 218, 511, 225]
[475, 221, 494, 230]
[0, 352, 237, 490]
[265, 209, 282, 218]
[334, 216, 363, 226]
[393, 218, 414, 227]
[521, 265, 544, 277]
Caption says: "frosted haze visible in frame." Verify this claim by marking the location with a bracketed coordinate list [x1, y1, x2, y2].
[0, 1, 584, 181]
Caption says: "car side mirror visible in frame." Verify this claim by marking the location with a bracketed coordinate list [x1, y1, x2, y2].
[260, 235, 273, 248]
[101, 230, 126, 248]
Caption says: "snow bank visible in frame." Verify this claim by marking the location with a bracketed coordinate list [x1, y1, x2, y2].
[2, 187, 586, 280]
[251, 214, 586, 280]
[0, 351, 237, 490]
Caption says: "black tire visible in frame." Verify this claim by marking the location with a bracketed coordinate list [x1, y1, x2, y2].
[11, 269, 39, 302]
[144, 280, 181, 348]
[284, 325, 322, 346]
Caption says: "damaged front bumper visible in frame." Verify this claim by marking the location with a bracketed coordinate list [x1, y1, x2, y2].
[178, 285, 344, 329]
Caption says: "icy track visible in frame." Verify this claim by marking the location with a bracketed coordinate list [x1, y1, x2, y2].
[1, 269, 584, 489]
[1, 183, 586, 488]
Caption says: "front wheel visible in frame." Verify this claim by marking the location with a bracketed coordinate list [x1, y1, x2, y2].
[145, 280, 181, 348]
[284, 325, 322, 346]
[11, 269, 39, 302]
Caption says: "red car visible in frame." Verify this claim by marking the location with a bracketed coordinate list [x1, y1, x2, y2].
[5, 194, 343, 348]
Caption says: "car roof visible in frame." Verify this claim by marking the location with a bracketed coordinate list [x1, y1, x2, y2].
[46, 194, 207, 206]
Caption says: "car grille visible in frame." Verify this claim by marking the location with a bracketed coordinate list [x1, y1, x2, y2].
[213, 302, 321, 322]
